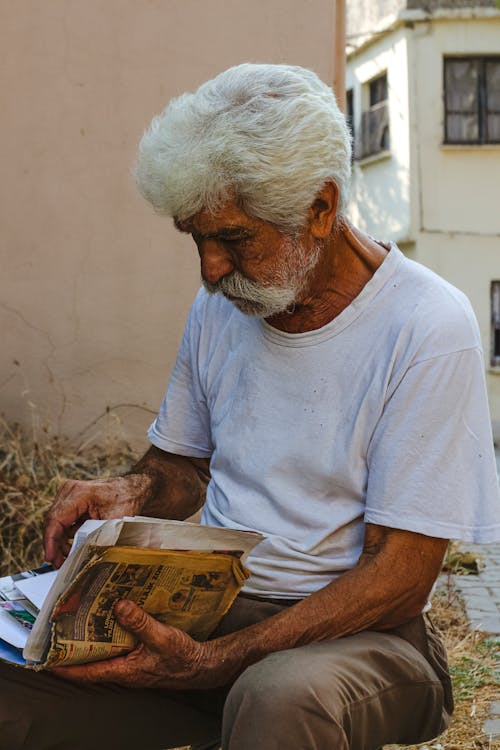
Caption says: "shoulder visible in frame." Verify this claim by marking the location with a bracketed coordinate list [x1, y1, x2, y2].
[386, 249, 481, 363]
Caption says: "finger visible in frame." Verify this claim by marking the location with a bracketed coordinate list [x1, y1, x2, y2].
[44, 483, 94, 562]
[44, 519, 80, 565]
[49, 655, 133, 684]
[47, 490, 91, 529]
[47, 537, 73, 568]
[114, 600, 168, 649]
[44, 519, 69, 565]
[50, 549, 66, 570]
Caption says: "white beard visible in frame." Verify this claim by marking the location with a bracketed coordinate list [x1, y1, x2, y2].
[203, 237, 322, 318]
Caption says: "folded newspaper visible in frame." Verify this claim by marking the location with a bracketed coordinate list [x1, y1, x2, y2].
[0, 517, 264, 669]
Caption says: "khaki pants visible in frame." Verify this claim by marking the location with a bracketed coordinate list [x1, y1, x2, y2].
[0, 595, 453, 750]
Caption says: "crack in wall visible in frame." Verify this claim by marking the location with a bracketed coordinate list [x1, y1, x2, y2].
[1, 301, 68, 430]
[1, 301, 56, 349]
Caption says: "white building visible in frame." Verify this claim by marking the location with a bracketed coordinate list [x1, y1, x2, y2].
[345, 0, 500, 436]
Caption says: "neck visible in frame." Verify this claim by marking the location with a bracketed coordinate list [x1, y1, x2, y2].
[265, 219, 389, 334]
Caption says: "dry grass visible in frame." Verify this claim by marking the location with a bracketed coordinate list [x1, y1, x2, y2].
[386, 584, 499, 750]
[0, 420, 135, 576]
[0, 423, 498, 749]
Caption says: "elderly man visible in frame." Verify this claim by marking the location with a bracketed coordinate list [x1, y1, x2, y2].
[1, 63, 499, 750]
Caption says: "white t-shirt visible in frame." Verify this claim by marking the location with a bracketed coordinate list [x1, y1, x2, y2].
[148, 244, 500, 599]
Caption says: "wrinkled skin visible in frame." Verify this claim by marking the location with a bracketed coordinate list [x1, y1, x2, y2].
[46, 186, 449, 689]
[45, 450, 210, 569]
[44, 475, 150, 568]
[49, 525, 448, 690]
[50, 600, 223, 689]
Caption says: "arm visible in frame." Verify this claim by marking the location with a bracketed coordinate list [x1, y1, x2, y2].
[125, 446, 211, 519]
[44, 445, 211, 568]
[50, 524, 448, 688]
[212, 524, 447, 664]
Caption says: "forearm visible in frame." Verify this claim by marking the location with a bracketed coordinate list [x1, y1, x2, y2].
[53, 527, 447, 691]
[127, 445, 211, 520]
[205, 527, 448, 686]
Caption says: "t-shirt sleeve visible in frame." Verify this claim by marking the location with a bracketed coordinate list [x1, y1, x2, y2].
[148, 294, 213, 458]
[365, 347, 500, 543]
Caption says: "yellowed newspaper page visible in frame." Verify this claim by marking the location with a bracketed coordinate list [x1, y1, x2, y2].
[44, 546, 249, 667]
[24, 517, 264, 666]
[23, 519, 125, 664]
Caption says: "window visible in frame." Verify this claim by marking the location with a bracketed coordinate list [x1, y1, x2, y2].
[369, 74, 388, 108]
[491, 281, 500, 367]
[358, 73, 390, 159]
[444, 57, 500, 144]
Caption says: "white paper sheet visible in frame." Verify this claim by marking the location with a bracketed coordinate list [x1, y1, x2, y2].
[15, 570, 58, 610]
[0, 609, 29, 649]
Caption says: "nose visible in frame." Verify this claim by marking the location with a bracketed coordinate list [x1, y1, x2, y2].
[200, 242, 234, 285]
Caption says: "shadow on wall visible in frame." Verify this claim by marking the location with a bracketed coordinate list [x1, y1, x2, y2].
[348, 156, 412, 244]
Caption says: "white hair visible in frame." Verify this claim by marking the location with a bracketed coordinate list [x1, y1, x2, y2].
[135, 63, 351, 233]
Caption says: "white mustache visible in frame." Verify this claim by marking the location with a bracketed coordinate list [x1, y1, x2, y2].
[204, 271, 295, 310]
[203, 238, 322, 318]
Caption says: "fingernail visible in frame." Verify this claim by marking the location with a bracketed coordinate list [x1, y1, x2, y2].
[114, 599, 134, 619]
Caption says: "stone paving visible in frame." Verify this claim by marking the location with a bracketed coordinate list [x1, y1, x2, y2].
[450, 446, 500, 637]
[448, 445, 500, 740]
[451, 543, 500, 638]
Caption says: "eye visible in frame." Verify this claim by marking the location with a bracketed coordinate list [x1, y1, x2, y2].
[222, 237, 247, 250]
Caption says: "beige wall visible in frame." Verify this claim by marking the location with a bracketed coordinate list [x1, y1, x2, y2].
[0, 0, 335, 450]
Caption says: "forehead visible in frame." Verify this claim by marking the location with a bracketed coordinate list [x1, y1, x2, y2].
[175, 200, 273, 236]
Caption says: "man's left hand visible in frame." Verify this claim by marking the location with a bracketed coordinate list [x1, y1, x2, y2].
[48, 600, 230, 689]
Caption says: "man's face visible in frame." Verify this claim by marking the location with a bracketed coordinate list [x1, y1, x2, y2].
[176, 201, 321, 318]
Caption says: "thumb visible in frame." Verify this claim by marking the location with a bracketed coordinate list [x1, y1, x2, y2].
[114, 600, 164, 647]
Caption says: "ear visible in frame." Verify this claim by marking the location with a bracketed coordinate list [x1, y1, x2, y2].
[307, 181, 339, 239]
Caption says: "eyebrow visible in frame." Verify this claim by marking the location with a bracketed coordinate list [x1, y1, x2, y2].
[176, 225, 252, 241]
[200, 227, 252, 241]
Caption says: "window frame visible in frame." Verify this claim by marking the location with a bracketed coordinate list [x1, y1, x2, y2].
[491, 280, 500, 368]
[356, 71, 390, 161]
[369, 74, 388, 108]
[444, 56, 500, 145]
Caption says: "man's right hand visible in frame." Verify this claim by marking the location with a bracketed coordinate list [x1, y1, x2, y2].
[44, 446, 211, 568]
[44, 474, 152, 568]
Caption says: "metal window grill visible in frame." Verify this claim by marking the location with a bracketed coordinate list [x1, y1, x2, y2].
[356, 73, 390, 160]
[491, 281, 500, 368]
[359, 103, 390, 158]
